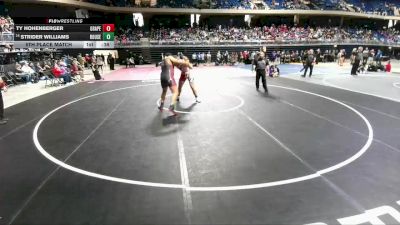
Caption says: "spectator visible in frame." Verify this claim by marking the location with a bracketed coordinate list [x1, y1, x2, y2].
[96, 55, 104, 73]
[77, 53, 85, 67]
[386, 60, 392, 73]
[338, 49, 345, 66]
[52, 61, 72, 84]
[92, 64, 103, 80]
[351, 47, 361, 75]
[34, 62, 46, 79]
[376, 49, 383, 63]
[71, 59, 84, 81]
[101, 54, 106, 66]
[197, 53, 201, 65]
[21, 62, 38, 82]
[15, 63, 32, 83]
[206, 51, 212, 64]
[126, 57, 135, 68]
[0, 77, 7, 125]
[224, 51, 229, 64]
[192, 52, 197, 66]
[216, 51, 222, 65]
[108, 53, 115, 70]
[200, 52, 205, 64]
[84, 54, 92, 68]
[269, 65, 280, 77]
[276, 51, 281, 64]
[358, 47, 365, 74]
[43, 61, 52, 70]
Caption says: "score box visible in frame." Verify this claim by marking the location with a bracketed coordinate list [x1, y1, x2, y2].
[102, 32, 114, 41]
[83, 41, 96, 48]
[96, 41, 114, 48]
[102, 24, 115, 32]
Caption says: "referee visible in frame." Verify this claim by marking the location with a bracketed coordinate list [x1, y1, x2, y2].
[301, 49, 315, 78]
[253, 52, 269, 93]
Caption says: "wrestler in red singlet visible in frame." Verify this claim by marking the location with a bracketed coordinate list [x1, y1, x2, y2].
[177, 56, 200, 103]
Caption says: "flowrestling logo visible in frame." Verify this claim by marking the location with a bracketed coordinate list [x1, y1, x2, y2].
[47, 19, 84, 24]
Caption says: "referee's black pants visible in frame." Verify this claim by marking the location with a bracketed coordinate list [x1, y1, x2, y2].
[256, 69, 267, 91]
[303, 64, 314, 77]
[0, 91, 4, 119]
[351, 61, 359, 75]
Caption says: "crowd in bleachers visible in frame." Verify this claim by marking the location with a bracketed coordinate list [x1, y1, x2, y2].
[114, 25, 400, 45]
[156, 0, 196, 8]
[348, 0, 398, 16]
[114, 27, 145, 44]
[0, 16, 13, 34]
[81, 0, 400, 15]
[0, 15, 14, 43]
[214, 0, 253, 9]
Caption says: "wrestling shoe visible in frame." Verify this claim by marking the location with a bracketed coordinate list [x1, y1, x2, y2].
[195, 97, 201, 103]
[169, 104, 178, 116]
[158, 102, 164, 112]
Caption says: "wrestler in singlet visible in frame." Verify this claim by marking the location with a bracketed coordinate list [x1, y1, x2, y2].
[178, 64, 192, 83]
[160, 59, 176, 88]
[177, 56, 200, 103]
[159, 55, 187, 115]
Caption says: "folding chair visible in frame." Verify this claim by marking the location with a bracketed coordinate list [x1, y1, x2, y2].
[1, 75, 14, 87]
[0, 66, 13, 87]
[44, 70, 55, 88]
[3, 73, 17, 85]
[53, 72, 65, 86]
[7, 72, 25, 84]
[71, 74, 81, 83]
[44, 71, 63, 87]
[69, 69, 80, 83]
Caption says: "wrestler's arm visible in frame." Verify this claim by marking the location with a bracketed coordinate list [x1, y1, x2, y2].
[182, 58, 193, 69]
[169, 57, 192, 68]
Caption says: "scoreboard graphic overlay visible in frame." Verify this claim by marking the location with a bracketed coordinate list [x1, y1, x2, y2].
[13, 18, 114, 49]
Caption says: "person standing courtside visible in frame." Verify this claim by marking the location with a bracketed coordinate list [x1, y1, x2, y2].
[302, 49, 315, 78]
[0, 77, 8, 125]
[351, 47, 363, 75]
[107, 53, 115, 70]
[253, 52, 269, 93]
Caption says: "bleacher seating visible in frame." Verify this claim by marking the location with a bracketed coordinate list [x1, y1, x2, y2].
[79, 0, 400, 16]
[114, 25, 400, 47]
[346, 0, 399, 15]
[214, 0, 252, 9]
[156, 0, 195, 8]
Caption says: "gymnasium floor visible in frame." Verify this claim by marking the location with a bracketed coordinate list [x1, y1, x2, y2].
[1, 64, 400, 225]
